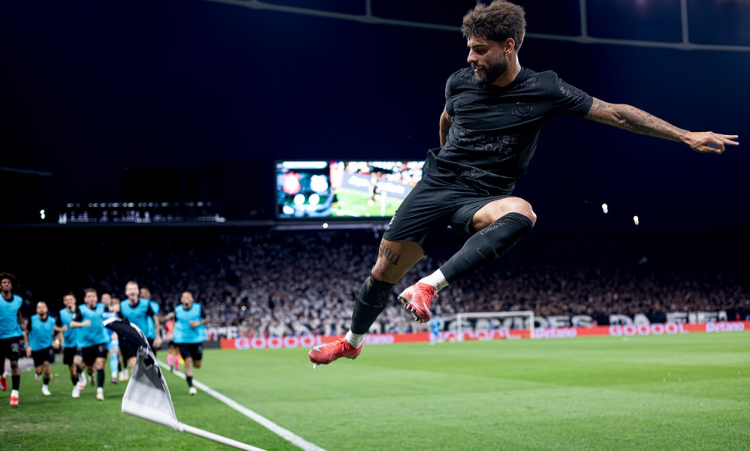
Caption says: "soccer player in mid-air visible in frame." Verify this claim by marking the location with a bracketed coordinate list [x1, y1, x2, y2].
[0, 273, 25, 406]
[164, 292, 207, 395]
[24, 301, 63, 396]
[119, 281, 161, 375]
[70, 289, 109, 401]
[57, 292, 87, 397]
[308, 0, 739, 365]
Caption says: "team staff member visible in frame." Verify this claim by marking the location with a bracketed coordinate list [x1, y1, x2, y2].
[0, 273, 25, 406]
[119, 281, 161, 375]
[23, 301, 62, 396]
[70, 289, 109, 401]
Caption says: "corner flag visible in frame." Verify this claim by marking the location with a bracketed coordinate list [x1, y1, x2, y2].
[104, 317, 264, 451]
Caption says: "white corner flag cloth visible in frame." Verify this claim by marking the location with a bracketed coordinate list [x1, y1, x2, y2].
[104, 317, 264, 451]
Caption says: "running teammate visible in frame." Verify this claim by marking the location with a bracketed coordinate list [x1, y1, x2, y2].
[70, 289, 109, 401]
[309, 0, 739, 365]
[140, 287, 161, 357]
[0, 273, 25, 406]
[23, 301, 62, 396]
[101, 294, 120, 383]
[164, 317, 181, 372]
[119, 281, 161, 375]
[57, 293, 86, 397]
[165, 292, 207, 395]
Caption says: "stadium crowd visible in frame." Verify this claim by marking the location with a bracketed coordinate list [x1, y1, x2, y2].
[4, 226, 747, 339]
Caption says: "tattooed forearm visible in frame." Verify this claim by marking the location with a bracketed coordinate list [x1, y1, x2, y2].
[379, 241, 401, 266]
[587, 99, 687, 142]
[615, 105, 687, 142]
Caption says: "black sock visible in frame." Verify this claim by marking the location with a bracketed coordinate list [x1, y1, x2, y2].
[441, 212, 533, 283]
[350, 275, 395, 335]
[43, 377, 50, 385]
[71, 376, 78, 387]
[97, 369, 104, 388]
[118, 361, 122, 372]
[12, 375, 19, 390]
[186, 376, 193, 388]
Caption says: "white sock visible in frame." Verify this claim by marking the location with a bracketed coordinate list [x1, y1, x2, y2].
[43, 384, 48, 389]
[419, 269, 449, 292]
[345, 330, 365, 348]
[11, 389, 18, 397]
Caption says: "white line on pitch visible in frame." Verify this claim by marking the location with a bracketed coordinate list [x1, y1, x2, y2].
[158, 361, 327, 451]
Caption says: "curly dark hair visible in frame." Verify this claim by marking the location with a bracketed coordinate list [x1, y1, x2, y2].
[462, 1, 526, 52]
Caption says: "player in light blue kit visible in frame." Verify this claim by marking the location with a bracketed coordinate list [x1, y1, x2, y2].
[57, 293, 86, 397]
[165, 292, 208, 395]
[140, 287, 161, 358]
[119, 281, 161, 375]
[101, 293, 122, 383]
[0, 273, 26, 406]
[429, 315, 444, 345]
[70, 289, 109, 401]
[23, 301, 63, 396]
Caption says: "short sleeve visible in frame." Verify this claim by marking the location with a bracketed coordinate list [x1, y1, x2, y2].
[445, 73, 456, 117]
[549, 73, 593, 117]
[71, 307, 82, 322]
[26, 318, 33, 332]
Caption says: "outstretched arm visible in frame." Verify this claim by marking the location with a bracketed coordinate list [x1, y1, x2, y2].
[585, 98, 739, 154]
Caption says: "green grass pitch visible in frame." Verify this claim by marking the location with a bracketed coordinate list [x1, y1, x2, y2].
[2, 333, 748, 450]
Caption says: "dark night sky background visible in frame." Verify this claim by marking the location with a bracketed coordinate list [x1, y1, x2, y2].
[2, 0, 748, 229]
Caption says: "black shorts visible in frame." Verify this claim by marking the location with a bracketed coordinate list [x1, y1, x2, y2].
[168, 341, 179, 350]
[177, 343, 203, 361]
[63, 346, 82, 365]
[120, 336, 138, 361]
[32, 347, 55, 367]
[0, 336, 23, 363]
[81, 343, 107, 366]
[382, 174, 510, 253]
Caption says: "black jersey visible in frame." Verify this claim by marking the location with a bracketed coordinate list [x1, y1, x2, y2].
[427, 66, 593, 195]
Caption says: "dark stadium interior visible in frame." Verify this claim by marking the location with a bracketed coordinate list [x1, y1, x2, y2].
[1, 0, 748, 329]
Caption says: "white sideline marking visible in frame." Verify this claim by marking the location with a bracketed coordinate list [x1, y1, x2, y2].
[158, 361, 327, 451]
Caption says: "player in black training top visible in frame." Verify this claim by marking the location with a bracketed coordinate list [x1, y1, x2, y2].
[308, 0, 739, 366]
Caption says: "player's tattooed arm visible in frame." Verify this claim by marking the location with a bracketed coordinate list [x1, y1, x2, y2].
[585, 98, 739, 154]
[440, 107, 453, 148]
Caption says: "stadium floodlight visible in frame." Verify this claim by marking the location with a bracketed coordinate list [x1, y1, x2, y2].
[456, 311, 535, 340]
[105, 318, 264, 451]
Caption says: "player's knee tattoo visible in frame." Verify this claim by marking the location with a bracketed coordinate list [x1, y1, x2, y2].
[379, 242, 401, 266]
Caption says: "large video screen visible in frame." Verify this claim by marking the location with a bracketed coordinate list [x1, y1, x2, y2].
[276, 161, 424, 219]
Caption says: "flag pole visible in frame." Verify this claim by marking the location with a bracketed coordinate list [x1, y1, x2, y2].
[179, 423, 266, 451]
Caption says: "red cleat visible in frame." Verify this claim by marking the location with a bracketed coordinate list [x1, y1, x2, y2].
[398, 282, 437, 323]
[308, 337, 362, 366]
[0, 377, 6, 392]
[9, 395, 18, 407]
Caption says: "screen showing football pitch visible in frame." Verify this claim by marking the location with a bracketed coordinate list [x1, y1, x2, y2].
[275, 161, 424, 219]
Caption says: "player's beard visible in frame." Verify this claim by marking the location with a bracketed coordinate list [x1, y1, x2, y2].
[474, 57, 508, 87]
